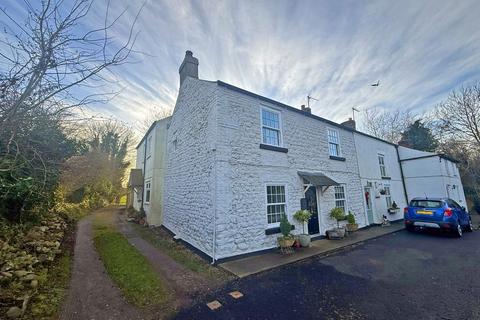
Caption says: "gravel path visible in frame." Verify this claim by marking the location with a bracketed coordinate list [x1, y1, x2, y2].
[60, 213, 143, 320]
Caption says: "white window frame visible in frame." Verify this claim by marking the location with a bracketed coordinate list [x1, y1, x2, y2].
[378, 153, 388, 177]
[260, 107, 283, 147]
[334, 184, 347, 213]
[327, 128, 341, 157]
[384, 185, 392, 208]
[146, 136, 153, 158]
[265, 184, 287, 227]
[144, 179, 151, 204]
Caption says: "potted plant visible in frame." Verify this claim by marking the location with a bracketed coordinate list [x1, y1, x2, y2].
[388, 201, 399, 214]
[326, 207, 346, 239]
[277, 214, 295, 249]
[293, 209, 312, 247]
[137, 207, 146, 225]
[345, 211, 358, 232]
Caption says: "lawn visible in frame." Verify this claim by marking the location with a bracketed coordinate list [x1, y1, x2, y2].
[92, 214, 172, 308]
[129, 222, 233, 282]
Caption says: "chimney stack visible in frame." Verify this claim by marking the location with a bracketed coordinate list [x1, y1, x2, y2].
[301, 104, 311, 114]
[179, 50, 199, 87]
[341, 118, 356, 130]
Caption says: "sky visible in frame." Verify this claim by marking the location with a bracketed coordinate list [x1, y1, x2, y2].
[2, 0, 480, 134]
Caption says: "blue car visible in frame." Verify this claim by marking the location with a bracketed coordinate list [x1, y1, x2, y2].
[404, 197, 473, 237]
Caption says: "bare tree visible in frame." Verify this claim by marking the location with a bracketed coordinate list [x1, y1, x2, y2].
[363, 108, 416, 144]
[135, 105, 172, 133]
[0, 0, 142, 220]
[435, 83, 480, 148]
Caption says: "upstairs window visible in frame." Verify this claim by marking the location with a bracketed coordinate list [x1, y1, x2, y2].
[266, 185, 286, 225]
[334, 185, 346, 212]
[328, 129, 340, 157]
[146, 136, 152, 158]
[145, 180, 151, 204]
[384, 186, 392, 208]
[378, 154, 387, 177]
[261, 108, 282, 146]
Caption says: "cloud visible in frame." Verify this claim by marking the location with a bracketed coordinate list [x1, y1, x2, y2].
[3, 0, 480, 133]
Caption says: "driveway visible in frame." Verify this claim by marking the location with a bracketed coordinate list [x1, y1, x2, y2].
[176, 229, 480, 320]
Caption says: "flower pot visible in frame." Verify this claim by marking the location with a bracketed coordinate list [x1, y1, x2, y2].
[346, 223, 358, 232]
[277, 237, 295, 248]
[298, 234, 311, 247]
[326, 227, 346, 240]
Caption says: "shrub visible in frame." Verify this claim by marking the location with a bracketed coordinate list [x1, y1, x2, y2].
[329, 207, 346, 228]
[279, 214, 292, 238]
[293, 210, 312, 234]
[346, 211, 356, 224]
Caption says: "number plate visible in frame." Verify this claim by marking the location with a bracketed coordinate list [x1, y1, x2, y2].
[416, 210, 433, 215]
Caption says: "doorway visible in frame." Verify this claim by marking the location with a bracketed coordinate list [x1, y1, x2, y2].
[305, 186, 320, 234]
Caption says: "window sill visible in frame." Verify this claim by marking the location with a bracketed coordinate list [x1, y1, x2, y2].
[329, 155, 346, 161]
[259, 144, 288, 153]
[381, 176, 391, 180]
[265, 225, 295, 235]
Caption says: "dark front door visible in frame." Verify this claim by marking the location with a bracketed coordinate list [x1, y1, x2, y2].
[305, 186, 320, 234]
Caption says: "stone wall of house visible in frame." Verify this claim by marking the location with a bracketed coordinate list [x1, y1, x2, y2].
[213, 84, 364, 259]
[163, 78, 218, 257]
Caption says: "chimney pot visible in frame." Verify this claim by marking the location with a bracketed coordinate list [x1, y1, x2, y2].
[179, 50, 199, 87]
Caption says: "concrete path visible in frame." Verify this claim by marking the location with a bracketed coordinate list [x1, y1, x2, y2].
[220, 222, 405, 277]
[60, 213, 143, 320]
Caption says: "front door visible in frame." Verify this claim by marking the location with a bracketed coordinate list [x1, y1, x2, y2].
[365, 187, 374, 224]
[305, 186, 320, 234]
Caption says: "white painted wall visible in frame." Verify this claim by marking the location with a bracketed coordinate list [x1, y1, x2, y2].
[133, 118, 169, 226]
[353, 133, 407, 223]
[163, 78, 218, 257]
[213, 84, 364, 259]
[398, 146, 467, 206]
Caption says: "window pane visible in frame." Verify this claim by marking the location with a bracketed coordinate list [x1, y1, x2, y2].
[262, 109, 279, 129]
[329, 143, 339, 156]
[262, 127, 280, 146]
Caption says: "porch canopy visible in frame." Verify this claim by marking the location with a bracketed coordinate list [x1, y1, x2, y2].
[298, 171, 339, 187]
[128, 169, 144, 188]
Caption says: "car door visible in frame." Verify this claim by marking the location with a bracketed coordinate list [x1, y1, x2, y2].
[449, 199, 466, 225]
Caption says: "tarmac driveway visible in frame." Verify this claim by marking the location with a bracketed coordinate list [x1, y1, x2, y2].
[176, 228, 480, 320]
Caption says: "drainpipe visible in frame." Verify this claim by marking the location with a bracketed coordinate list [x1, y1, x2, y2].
[211, 93, 219, 265]
[141, 139, 147, 211]
[395, 145, 409, 204]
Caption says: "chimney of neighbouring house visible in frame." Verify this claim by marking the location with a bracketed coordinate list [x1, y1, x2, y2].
[341, 118, 356, 130]
[179, 50, 199, 87]
[301, 104, 311, 114]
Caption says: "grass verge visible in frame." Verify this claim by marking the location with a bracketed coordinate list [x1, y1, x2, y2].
[92, 213, 173, 308]
[129, 222, 233, 282]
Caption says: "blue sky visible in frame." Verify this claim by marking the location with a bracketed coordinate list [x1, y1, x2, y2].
[3, 0, 480, 133]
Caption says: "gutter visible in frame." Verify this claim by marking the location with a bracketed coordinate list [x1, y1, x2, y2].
[395, 145, 409, 204]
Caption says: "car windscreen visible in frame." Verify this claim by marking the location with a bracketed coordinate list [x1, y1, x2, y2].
[409, 200, 443, 208]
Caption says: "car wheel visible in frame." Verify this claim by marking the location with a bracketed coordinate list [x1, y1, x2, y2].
[465, 218, 474, 232]
[454, 222, 463, 237]
[406, 225, 415, 232]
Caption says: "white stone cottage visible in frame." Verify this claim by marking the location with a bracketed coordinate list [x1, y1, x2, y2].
[128, 51, 466, 262]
